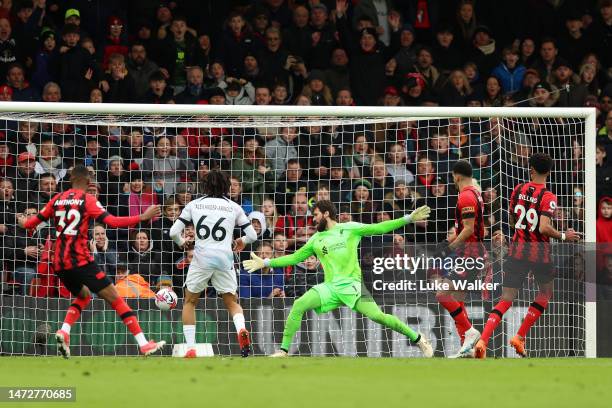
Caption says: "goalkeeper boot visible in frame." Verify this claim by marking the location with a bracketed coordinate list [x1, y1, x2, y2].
[269, 349, 288, 358]
[184, 349, 197, 358]
[55, 330, 70, 359]
[453, 327, 481, 358]
[140, 340, 166, 356]
[474, 339, 487, 359]
[416, 333, 434, 358]
[238, 328, 251, 358]
[510, 335, 527, 358]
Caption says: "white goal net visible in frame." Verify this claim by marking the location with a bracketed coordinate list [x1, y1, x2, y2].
[0, 103, 596, 358]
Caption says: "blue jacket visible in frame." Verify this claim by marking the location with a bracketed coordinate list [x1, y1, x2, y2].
[491, 63, 526, 94]
[239, 267, 284, 298]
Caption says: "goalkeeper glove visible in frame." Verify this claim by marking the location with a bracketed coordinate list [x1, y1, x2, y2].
[434, 240, 451, 258]
[243, 252, 268, 273]
[405, 205, 431, 223]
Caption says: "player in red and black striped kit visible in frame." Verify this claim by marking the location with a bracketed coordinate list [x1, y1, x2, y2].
[475, 153, 580, 358]
[435, 160, 486, 358]
[19, 165, 165, 358]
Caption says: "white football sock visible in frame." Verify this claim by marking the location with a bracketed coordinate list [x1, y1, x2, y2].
[135, 332, 148, 347]
[184, 325, 196, 347]
[232, 313, 246, 333]
[61, 323, 71, 334]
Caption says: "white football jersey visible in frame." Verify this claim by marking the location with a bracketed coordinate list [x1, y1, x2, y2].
[178, 196, 250, 270]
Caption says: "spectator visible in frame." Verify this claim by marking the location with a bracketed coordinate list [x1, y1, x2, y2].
[271, 82, 289, 105]
[454, 0, 478, 49]
[336, 1, 388, 105]
[102, 53, 136, 103]
[142, 70, 174, 103]
[384, 179, 417, 220]
[385, 142, 414, 185]
[229, 176, 253, 214]
[31, 29, 59, 92]
[519, 37, 537, 67]
[175, 66, 209, 104]
[371, 157, 395, 205]
[127, 42, 160, 100]
[274, 158, 310, 215]
[99, 15, 129, 70]
[175, 182, 193, 207]
[34, 139, 66, 180]
[242, 52, 262, 84]
[224, 78, 255, 105]
[41, 81, 61, 102]
[579, 63, 600, 97]
[347, 133, 374, 179]
[412, 155, 437, 197]
[596, 143, 612, 201]
[157, 14, 196, 94]
[150, 196, 181, 254]
[532, 38, 560, 84]
[127, 229, 164, 285]
[491, 47, 526, 95]
[432, 25, 463, 75]
[324, 48, 351, 98]
[142, 136, 193, 195]
[265, 126, 299, 179]
[598, 110, 612, 158]
[440, 69, 473, 106]
[254, 84, 272, 105]
[283, 5, 310, 61]
[335, 88, 354, 106]
[552, 58, 588, 107]
[0, 177, 18, 230]
[301, 70, 333, 105]
[10, 152, 37, 197]
[413, 46, 441, 92]
[90, 223, 118, 277]
[469, 26, 500, 77]
[11, 206, 42, 295]
[0, 17, 24, 80]
[58, 24, 98, 102]
[6, 63, 39, 101]
[218, 12, 258, 78]
[276, 191, 314, 247]
[306, 3, 337, 70]
[528, 81, 559, 107]
[284, 255, 324, 297]
[586, 0, 612, 69]
[231, 136, 274, 208]
[483, 76, 503, 107]
[558, 12, 590, 70]
[349, 179, 375, 224]
[125, 171, 157, 218]
[261, 197, 279, 240]
[239, 241, 284, 298]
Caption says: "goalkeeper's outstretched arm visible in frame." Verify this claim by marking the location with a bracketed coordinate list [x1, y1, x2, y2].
[243, 238, 315, 272]
[356, 205, 431, 237]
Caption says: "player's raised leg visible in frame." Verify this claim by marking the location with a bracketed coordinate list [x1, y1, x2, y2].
[271, 288, 322, 357]
[55, 286, 92, 359]
[97, 284, 165, 355]
[353, 297, 433, 357]
[182, 289, 200, 358]
[222, 292, 250, 357]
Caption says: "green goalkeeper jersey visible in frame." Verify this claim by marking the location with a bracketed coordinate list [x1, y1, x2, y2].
[269, 217, 409, 283]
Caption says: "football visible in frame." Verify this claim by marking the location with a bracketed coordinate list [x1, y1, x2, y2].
[155, 288, 178, 311]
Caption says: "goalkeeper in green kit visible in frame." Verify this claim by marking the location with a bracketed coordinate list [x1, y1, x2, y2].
[243, 200, 434, 357]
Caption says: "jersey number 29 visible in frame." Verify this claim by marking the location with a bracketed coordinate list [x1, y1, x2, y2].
[514, 204, 538, 232]
[195, 216, 227, 241]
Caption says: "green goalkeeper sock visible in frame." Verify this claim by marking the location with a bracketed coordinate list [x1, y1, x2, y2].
[280, 289, 321, 351]
[354, 298, 420, 342]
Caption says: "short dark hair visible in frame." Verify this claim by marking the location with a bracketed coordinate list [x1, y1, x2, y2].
[529, 152, 553, 175]
[452, 160, 473, 177]
[313, 200, 337, 220]
[149, 71, 166, 83]
[202, 169, 230, 198]
[70, 164, 90, 181]
[287, 158, 300, 167]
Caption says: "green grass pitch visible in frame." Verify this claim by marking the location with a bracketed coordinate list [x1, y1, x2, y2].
[0, 357, 611, 407]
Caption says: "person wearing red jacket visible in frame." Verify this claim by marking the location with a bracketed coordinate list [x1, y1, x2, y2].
[18, 165, 165, 358]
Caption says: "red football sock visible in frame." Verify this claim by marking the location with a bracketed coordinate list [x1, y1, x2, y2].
[455, 302, 467, 343]
[480, 300, 512, 344]
[437, 294, 472, 337]
[111, 298, 143, 337]
[517, 293, 550, 338]
[63, 295, 92, 326]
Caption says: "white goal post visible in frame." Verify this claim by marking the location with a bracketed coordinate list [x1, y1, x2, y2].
[0, 102, 597, 358]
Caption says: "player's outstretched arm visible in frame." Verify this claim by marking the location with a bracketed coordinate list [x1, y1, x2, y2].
[356, 205, 431, 236]
[243, 238, 315, 273]
[102, 205, 161, 228]
[539, 215, 580, 242]
[233, 224, 258, 252]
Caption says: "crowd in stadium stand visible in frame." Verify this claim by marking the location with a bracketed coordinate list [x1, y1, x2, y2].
[0, 0, 610, 298]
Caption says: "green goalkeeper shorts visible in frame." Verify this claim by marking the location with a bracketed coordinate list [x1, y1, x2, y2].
[311, 278, 363, 314]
